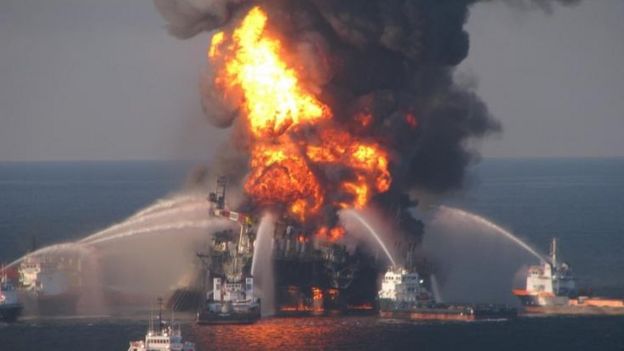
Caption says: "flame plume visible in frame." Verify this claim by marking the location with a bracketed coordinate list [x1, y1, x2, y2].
[209, 6, 391, 223]
[211, 7, 331, 137]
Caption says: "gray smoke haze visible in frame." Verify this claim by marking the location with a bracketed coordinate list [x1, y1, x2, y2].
[153, 0, 246, 39]
[491, 0, 582, 13]
[423, 208, 539, 305]
[153, 0, 581, 237]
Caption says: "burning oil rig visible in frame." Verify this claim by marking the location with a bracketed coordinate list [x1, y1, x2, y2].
[173, 177, 410, 321]
[160, 0, 495, 322]
[270, 217, 383, 315]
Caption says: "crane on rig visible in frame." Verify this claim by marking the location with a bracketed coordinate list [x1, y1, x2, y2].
[196, 176, 261, 324]
[208, 176, 254, 253]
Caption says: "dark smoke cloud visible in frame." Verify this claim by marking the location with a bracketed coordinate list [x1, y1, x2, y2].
[153, 0, 579, 238]
[153, 0, 247, 39]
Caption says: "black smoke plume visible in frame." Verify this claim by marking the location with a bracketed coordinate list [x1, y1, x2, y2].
[153, 0, 579, 243]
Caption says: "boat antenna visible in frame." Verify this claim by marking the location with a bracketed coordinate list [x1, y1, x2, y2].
[30, 236, 38, 253]
[157, 297, 163, 332]
[550, 237, 558, 267]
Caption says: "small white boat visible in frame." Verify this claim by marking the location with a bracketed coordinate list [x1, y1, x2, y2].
[128, 300, 195, 351]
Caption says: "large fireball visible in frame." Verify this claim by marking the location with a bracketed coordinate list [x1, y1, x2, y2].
[209, 6, 392, 222]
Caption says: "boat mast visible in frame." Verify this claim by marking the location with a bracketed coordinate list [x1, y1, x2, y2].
[209, 176, 227, 211]
[208, 176, 249, 278]
[550, 237, 558, 268]
[149, 309, 153, 333]
[157, 297, 163, 333]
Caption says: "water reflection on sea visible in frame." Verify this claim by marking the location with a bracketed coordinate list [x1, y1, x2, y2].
[192, 316, 624, 351]
[1, 315, 624, 350]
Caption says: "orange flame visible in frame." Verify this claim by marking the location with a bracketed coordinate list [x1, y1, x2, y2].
[215, 7, 330, 137]
[209, 31, 224, 58]
[315, 225, 346, 242]
[244, 140, 323, 221]
[307, 129, 390, 209]
[209, 6, 391, 222]
[405, 112, 418, 129]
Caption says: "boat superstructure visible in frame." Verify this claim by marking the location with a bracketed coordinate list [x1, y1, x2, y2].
[513, 238, 576, 306]
[195, 177, 261, 324]
[378, 266, 431, 304]
[196, 228, 261, 324]
[18, 254, 81, 314]
[128, 299, 195, 351]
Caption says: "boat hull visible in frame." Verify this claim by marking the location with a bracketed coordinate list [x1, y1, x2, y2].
[514, 290, 624, 316]
[196, 301, 261, 325]
[522, 305, 624, 315]
[380, 310, 477, 321]
[522, 297, 624, 316]
[167, 288, 204, 312]
[379, 301, 517, 322]
[196, 309, 261, 325]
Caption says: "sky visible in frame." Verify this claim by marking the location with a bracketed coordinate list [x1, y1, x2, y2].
[0, 0, 623, 161]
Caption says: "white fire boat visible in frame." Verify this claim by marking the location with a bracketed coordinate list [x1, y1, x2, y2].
[128, 299, 195, 351]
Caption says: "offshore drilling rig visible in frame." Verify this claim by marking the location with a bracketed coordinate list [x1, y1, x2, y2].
[168, 177, 410, 320]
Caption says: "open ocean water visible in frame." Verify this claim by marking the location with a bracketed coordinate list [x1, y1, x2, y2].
[1, 159, 623, 350]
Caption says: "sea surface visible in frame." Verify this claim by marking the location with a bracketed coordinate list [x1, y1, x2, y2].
[1, 159, 624, 350]
[1, 315, 623, 351]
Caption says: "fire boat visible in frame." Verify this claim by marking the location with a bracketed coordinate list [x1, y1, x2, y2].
[378, 266, 517, 321]
[128, 298, 195, 351]
[513, 238, 624, 315]
[18, 253, 81, 315]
